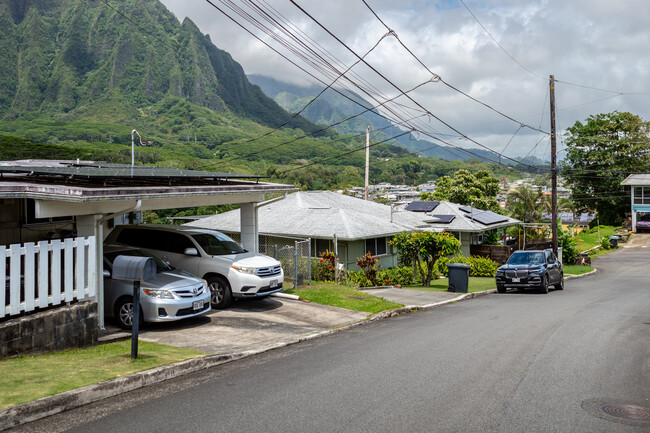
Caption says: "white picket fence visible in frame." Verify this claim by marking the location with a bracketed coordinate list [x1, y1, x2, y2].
[1, 237, 97, 318]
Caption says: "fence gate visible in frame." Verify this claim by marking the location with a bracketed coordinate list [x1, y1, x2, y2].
[229, 233, 311, 289]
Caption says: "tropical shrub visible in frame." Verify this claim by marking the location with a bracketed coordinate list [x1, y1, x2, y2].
[345, 266, 417, 288]
[391, 231, 461, 286]
[600, 236, 611, 250]
[557, 227, 579, 264]
[356, 252, 381, 286]
[438, 255, 499, 277]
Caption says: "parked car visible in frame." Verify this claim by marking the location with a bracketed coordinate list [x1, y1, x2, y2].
[636, 213, 650, 232]
[104, 244, 211, 329]
[105, 225, 284, 308]
[495, 249, 563, 294]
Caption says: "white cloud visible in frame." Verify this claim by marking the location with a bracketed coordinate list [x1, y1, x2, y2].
[160, 0, 650, 159]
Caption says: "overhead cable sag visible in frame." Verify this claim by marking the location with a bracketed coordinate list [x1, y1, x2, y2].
[291, 0, 543, 170]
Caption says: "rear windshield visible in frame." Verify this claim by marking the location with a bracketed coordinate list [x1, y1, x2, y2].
[104, 249, 171, 272]
[192, 233, 246, 255]
[507, 252, 545, 265]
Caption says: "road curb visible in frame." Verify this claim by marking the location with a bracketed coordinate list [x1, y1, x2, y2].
[564, 268, 597, 280]
[0, 288, 495, 431]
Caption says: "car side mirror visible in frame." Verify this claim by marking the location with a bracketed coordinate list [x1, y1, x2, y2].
[184, 247, 199, 256]
[103, 269, 111, 278]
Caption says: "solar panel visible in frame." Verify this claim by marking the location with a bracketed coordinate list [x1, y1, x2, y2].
[459, 205, 475, 213]
[430, 214, 455, 223]
[0, 164, 264, 180]
[405, 201, 439, 212]
[470, 211, 509, 225]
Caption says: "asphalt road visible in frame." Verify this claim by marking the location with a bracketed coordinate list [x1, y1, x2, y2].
[11, 236, 650, 433]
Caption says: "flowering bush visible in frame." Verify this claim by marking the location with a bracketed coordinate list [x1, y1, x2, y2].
[314, 250, 336, 281]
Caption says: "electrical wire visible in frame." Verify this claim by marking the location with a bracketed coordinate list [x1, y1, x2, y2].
[290, 0, 544, 171]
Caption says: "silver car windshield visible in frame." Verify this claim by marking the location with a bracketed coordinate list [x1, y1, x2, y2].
[192, 233, 247, 255]
[507, 252, 545, 265]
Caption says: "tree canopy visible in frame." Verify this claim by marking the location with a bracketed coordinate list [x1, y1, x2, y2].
[562, 111, 650, 225]
[390, 231, 461, 286]
[421, 169, 502, 212]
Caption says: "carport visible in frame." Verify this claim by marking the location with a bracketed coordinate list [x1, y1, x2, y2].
[0, 160, 295, 329]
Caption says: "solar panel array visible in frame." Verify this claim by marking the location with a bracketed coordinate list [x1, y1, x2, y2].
[0, 164, 264, 180]
[404, 201, 440, 212]
[458, 206, 509, 225]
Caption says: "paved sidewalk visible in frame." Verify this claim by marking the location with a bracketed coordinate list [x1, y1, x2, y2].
[363, 287, 463, 306]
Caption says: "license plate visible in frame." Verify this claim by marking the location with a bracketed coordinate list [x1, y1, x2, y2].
[270, 280, 278, 288]
[193, 300, 204, 311]
[512, 277, 520, 283]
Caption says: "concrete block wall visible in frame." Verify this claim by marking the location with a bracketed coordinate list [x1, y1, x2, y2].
[0, 301, 98, 359]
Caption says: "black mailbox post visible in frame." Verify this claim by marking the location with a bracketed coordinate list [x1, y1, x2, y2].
[112, 255, 156, 359]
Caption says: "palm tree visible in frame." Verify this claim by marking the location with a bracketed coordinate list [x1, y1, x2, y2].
[506, 185, 549, 239]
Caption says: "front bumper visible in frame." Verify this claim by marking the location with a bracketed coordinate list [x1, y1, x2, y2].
[228, 270, 284, 297]
[141, 292, 212, 322]
[496, 275, 542, 288]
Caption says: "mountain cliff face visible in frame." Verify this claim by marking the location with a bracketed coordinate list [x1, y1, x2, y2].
[0, 0, 315, 133]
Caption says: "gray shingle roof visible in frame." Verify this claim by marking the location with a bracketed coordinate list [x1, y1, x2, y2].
[186, 191, 438, 240]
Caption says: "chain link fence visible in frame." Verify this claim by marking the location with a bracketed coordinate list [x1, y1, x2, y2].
[226, 232, 311, 288]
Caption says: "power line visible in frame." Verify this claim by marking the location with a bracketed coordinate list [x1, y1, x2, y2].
[203, 0, 520, 168]
[290, 0, 543, 171]
[458, 0, 545, 81]
[280, 129, 413, 175]
[362, 0, 549, 135]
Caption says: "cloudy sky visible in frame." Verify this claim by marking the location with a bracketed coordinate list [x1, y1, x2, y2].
[160, 0, 650, 160]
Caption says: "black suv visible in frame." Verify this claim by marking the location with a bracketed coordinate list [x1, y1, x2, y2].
[495, 249, 563, 294]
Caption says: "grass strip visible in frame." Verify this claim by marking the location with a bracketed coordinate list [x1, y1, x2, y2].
[286, 282, 403, 313]
[563, 264, 595, 275]
[0, 340, 205, 409]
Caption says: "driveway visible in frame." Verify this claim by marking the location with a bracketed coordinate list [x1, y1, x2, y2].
[127, 297, 368, 354]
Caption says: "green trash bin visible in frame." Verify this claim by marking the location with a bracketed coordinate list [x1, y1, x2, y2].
[447, 263, 470, 293]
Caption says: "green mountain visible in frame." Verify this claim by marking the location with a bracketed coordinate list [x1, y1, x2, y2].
[0, 0, 533, 192]
[0, 0, 321, 141]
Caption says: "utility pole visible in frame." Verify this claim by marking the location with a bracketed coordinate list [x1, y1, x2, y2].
[549, 75, 558, 256]
[364, 126, 370, 201]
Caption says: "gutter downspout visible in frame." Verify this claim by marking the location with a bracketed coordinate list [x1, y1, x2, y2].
[95, 200, 142, 329]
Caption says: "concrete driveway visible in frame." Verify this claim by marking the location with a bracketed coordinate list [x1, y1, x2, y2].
[127, 297, 368, 354]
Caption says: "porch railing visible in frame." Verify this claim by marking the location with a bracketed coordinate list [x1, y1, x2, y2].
[1, 237, 97, 319]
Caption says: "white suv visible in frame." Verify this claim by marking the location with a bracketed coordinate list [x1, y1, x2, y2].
[105, 225, 283, 308]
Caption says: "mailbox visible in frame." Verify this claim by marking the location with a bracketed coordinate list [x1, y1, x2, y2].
[110, 255, 156, 359]
[112, 255, 156, 282]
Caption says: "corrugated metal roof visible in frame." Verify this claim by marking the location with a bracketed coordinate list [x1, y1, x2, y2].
[621, 174, 650, 186]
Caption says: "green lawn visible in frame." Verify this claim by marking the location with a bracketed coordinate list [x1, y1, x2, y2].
[401, 277, 496, 293]
[563, 264, 595, 275]
[286, 282, 403, 313]
[574, 225, 622, 252]
[0, 341, 205, 409]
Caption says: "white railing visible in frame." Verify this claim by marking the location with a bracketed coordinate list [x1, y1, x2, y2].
[1, 237, 97, 318]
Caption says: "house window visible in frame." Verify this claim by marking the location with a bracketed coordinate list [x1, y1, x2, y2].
[634, 187, 650, 205]
[365, 237, 387, 256]
[311, 238, 332, 257]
